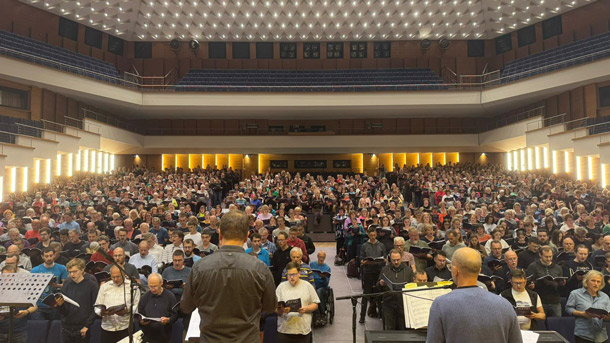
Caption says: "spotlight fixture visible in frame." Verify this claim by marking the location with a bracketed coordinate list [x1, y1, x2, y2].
[189, 39, 200, 50]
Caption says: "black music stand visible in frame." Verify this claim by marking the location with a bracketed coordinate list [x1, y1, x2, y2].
[0, 273, 53, 342]
[337, 284, 452, 343]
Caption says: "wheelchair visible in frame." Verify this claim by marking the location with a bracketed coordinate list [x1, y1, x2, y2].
[313, 287, 335, 326]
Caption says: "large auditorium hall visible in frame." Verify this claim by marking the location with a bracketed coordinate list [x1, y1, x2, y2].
[0, 0, 610, 342]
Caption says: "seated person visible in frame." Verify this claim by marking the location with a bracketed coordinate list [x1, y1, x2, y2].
[310, 251, 331, 326]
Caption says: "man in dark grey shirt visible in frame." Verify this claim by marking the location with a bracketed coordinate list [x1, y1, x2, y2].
[181, 210, 276, 343]
[359, 226, 386, 323]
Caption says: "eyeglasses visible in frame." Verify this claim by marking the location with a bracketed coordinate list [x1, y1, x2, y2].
[287, 273, 299, 278]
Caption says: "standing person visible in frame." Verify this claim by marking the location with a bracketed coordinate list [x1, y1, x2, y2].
[276, 262, 320, 343]
[94, 265, 141, 343]
[426, 248, 522, 343]
[161, 250, 191, 301]
[181, 210, 276, 343]
[359, 226, 386, 323]
[138, 273, 179, 343]
[378, 249, 414, 330]
[272, 232, 293, 286]
[566, 270, 610, 343]
[0, 265, 37, 343]
[57, 258, 99, 343]
[30, 247, 68, 320]
[526, 246, 566, 317]
[500, 269, 546, 330]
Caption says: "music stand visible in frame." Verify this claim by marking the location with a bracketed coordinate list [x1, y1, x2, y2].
[0, 273, 53, 342]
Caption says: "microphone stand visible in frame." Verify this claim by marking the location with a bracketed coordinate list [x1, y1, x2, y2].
[98, 248, 146, 343]
[336, 284, 452, 343]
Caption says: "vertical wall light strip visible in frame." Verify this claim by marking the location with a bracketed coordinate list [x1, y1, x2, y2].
[390, 153, 394, 171]
[83, 149, 89, 172]
[0, 176, 3, 202]
[507, 152, 512, 170]
[110, 154, 115, 172]
[57, 154, 62, 177]
[512, 151, 516, 170]
[97, 151, 102, 173]
[457, 153, 460, 163]
[75, 150, 81, 171]
[67, 153, 73, 177]
[174, 154, 177, 171]
[35, 160, 40, 184]
[90, 150, 96, 173]
[161, 154, 165, 171]
[576, 156, 582, 180]
[45, 159, 51, 184]
[527, 148, 533, 170]
[10, 167, 16, 193]
[22, 167, 28, 192]
[602, 164, 607, 188]
[564, 151, 569, 173]
[188, 154, 192, 170]
[215, 154, 218, 168]
[416, 153, 420, 165]
[543, 147, 549, 169]
[588, 157, 594, 180]
[534, 147, 541, 169]
[552, 150, 558, 174]
[430, 153, 433, 166]
[104, 153, 109, 173]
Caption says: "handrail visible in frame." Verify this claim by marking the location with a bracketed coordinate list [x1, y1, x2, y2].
[0, 46, 136, 87]
[525, 113, 567, 131]
[485, 106, 545, 131]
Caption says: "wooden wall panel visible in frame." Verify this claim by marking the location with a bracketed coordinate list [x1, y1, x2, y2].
[189, 154, 202, 170]
[584, 84, 598, 118]
[570, 87, 585, 119]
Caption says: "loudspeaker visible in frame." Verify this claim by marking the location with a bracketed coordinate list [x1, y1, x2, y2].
[134, 41, 152, 58]
[58, 17, 78, 41]
[517, 25, 536, 47]
[439, 38, 450, 50]
[232, 42, 250, 59]
[495, 33, 512, 54]
[467, 40, 485, 57]
[107, 35, 124, 56]
[169, 39, 181, 50]
[420, 39, 431, 49]
[542, 15, 562, 39]
[256, 42, 274, 59]
[209, 42, 226, 59]
[84, 27, 102, 49]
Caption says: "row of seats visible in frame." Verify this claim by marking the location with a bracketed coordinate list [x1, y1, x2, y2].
[0, 115, 43, 144]
[0, 30, 121, 83]
[501, 31, 610, 82]
[176, 68, 446, 92]
[24, 314, 279, 343]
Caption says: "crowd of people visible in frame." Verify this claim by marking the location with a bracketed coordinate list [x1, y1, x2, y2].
[0, 161, 610, 342]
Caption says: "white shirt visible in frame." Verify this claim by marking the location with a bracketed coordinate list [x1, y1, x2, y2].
[128, 253, 158, 284]
[149, 244, 164, 268]
[184, 233, 203, 249]
[511, 288, 542, 330]
[94, 279, 140, 332]
[276, 280, 320, 335]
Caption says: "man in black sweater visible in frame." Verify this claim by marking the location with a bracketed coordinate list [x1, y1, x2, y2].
[138, 273, 179, 343]
[57, 258, 99, 343]
[271, 232, 292, 286]
[517, 237, 541, 269]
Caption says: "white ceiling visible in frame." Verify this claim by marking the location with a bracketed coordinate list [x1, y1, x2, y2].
[23, 0, 595, 41]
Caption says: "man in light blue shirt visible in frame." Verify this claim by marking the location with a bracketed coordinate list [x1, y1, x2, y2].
[310, 251, 332, 325]
[58, 213, 81, 233]
[129, 241, 158, 286]
[565, 270, 610, 343]
[245, 233, 270, 266]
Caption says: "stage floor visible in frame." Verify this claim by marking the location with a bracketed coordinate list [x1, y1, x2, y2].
[311, 243, 382, 343]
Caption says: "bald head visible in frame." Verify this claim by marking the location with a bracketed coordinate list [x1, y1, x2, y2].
[452, 248, 482, 276]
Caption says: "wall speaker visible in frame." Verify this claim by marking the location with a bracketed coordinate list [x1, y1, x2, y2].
[439, 38, 450, 50]
[169, 39, 181, 50]
[420, 39, 431, 49]
[189, 39, 200, 50]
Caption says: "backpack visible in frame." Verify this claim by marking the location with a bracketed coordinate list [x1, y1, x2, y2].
[347, 259, 359, 278]
[334, 248, 346, 266]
